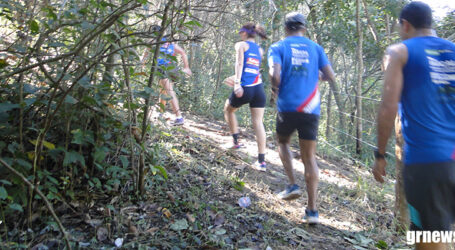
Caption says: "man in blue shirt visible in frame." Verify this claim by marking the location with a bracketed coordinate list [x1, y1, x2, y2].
[373, 2, 455, 249]
[268, 12, 336, 224]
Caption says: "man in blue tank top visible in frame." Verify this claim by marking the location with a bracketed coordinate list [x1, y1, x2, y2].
[373, 2, 455, 249]
[268, 12, 336, 224]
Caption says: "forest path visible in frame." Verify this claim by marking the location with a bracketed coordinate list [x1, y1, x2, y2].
[129, 110, 405, 249]
[66, 111, 405, 249]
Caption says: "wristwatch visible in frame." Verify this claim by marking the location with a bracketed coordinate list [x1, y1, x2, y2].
[234, 79, 241, 84]
[374, 149, 385, 159]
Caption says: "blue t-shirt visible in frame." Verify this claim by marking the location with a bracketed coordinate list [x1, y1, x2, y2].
[400, 36, 455, 164]
[241, 41, 262, 87]
[268, 36, 329, 114]
[157, 39, 175, 66]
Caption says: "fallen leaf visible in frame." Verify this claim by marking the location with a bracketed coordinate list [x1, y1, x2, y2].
[128, 224, 138, 236]
[110, 196, 119, 204]
[186, 213, 196, 223]
[206, 209, 216, 220]
[85, 219, 103, 228]
[142, 203, 159, 212]
[234, 165, 246, 170]
[170, 219, 189, 231]
[215, 228, 226, 235]
[162, 208, 172, 218]
[96, 227, 108, 242]
[145, 227, 159, 235]
[167, 191, 175, 202]
[213, 213, 225, 226]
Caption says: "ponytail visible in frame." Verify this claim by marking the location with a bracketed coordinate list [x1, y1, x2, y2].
[240, 23, 268, 40]
[254, 25, 268, 40]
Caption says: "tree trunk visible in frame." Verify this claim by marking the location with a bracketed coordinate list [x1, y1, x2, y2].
[138, 0, 174, 195]
[394, 115, 409, 232]
[325, 89, 332, 139]
[355, 0, 364, 154]
[361, 0, 378, 42]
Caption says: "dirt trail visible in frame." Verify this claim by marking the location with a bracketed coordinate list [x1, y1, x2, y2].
[62, 111, 406, 249]
[143, 112, 406, 249]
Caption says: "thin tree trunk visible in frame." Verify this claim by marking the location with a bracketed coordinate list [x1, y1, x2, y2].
[361, 0, 378, 42]
[355, 0, 364, 154]
[326, 89, 332, 139]
[138, 0, 174, 194]
[208, 35, 225, 112]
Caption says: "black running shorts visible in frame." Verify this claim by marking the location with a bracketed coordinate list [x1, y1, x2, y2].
[229, 84, 266, 108]
[276, 112, 319, 140]
[404, 161, 455, 231]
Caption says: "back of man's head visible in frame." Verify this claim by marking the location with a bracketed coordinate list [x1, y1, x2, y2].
[400, 1, 432, 29]
[285, 12, 306, 31]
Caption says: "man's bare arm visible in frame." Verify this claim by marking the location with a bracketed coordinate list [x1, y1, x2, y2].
[174, 44, 192, 75]
[269, 63, 281, 103]
[376, 44, 407, 154]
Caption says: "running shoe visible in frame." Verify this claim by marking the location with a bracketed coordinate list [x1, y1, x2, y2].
[230, 143, 244, 149]
[277, 184, 302, 200]
[252, 161, 267, 172]
[172, 117, 184, 126]
[303, 209, 319, 225]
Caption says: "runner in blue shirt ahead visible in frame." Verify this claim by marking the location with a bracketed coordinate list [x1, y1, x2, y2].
[373, 2, 455, 249]
[268, 12, 336, 225]
[223, 23, 268, 171]
[142, 26, 192, 126]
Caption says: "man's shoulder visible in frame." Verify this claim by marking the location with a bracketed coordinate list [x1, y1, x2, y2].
[386, 43, 407, 58]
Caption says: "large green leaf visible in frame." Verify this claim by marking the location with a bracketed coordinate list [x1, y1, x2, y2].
[63, 151, 85, 166]
[0, 186, 7, 200]
[8, 203, 23, 212]
[0, 102, 19, 113]
[28, 19, 39, 33]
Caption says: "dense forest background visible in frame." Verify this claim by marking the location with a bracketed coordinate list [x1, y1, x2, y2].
[0, 0, 454, 248]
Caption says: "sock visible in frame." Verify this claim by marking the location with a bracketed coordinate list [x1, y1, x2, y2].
[232, 133, 239, 145]
[258, 153, 265, 163]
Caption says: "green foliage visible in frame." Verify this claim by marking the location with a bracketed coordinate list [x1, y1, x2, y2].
[0, 0, 205, 239]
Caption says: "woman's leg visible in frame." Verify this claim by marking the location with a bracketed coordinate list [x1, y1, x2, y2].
[250, 107, 266, 155]
[224, 99, 239, 135]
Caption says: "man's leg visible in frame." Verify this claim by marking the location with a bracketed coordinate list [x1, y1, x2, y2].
[404, 161, 455, 250]
[163, 79, 182, 118]
[416, 243, 447, 250]
[299, 139, 319, 211]
[158, 78, 169, 112]
[277, 134, 296, 184]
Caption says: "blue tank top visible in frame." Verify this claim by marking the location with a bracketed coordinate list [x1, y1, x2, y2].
[241, 41, 262, 87]
[400, 36, 455, 164]
[158, 39, 175, 66]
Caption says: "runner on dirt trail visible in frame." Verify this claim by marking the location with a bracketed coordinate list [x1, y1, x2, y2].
[223, 23, 268, 171]
[372, 2, 455, 249]
[142, 26, 192, 126]
[268, 12, 336, 224]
